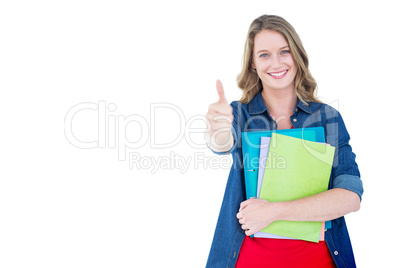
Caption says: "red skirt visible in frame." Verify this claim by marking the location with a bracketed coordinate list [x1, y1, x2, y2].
[235, 236, 336, 268]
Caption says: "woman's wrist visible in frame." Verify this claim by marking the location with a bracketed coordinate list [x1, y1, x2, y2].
[205, 132, 234, 152]
[269, 200, 291, 222]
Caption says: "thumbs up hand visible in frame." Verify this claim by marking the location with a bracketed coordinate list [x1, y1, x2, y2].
[205, 80, 234, 152]
[216, 79, 228, 105]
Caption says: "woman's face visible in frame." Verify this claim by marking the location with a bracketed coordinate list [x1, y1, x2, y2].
[252, 30, 297, 93]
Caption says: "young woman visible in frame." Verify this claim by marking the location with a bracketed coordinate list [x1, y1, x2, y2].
[205, 15, 363, 268]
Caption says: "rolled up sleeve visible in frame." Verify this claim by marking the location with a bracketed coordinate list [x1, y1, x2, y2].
[333, 174, 364, 201]
[324, 105, 364, 201]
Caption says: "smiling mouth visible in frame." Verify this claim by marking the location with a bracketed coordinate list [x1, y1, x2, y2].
[268, 70, 288, 78]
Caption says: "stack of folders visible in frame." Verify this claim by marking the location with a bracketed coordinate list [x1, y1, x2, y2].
[241, 128, 335, 243]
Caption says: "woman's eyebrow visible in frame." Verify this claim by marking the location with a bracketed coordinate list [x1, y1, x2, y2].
[256, 46, 289, 54]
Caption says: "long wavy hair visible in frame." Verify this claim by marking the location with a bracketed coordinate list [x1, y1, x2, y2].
[237, 15, 321, 104]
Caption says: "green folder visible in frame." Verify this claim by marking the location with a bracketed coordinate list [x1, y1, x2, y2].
[259, 133, 335, 242]
[241, 127, 325, 199]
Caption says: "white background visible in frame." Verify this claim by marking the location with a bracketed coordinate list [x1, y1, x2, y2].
[1, 0, 401, 267]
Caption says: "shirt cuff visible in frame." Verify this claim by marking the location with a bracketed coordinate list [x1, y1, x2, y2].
[332, 174, 364, 201]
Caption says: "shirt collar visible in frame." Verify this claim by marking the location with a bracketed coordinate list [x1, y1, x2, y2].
[248, 90, 268, 115]
[248, 89, 313, 115]
[295, 99, 313, 114]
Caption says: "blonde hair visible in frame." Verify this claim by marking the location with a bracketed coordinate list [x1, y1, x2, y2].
[237, 15, 321, 104]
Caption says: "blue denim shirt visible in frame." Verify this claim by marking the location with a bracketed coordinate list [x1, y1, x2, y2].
[206, 90, 363, 268]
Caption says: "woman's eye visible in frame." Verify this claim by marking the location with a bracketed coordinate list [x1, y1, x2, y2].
[260, 53, 269, 58]
[281, 50, 290, 55]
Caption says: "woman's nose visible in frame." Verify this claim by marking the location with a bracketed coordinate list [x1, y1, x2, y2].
[271, 54, 281, 69]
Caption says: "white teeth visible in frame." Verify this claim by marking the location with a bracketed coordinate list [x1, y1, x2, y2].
[269, 70, 287, 77]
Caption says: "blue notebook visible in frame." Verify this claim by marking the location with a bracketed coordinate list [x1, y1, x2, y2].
[241, 127, 331, 229]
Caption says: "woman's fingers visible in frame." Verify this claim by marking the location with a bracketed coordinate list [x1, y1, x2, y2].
[216, 79, 228, 104]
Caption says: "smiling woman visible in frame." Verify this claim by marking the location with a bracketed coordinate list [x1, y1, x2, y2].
[237, 15, 320, 107]
[205, 14, 363, 268]
[252, 31, 297, 93]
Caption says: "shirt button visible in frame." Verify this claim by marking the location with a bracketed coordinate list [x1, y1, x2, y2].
[293, 118, 297, 122]
[334, 251, 338, 255]
[295, 108, 298, 112]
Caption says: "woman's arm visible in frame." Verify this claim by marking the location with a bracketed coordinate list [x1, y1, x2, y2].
[236, 188, 360, 236]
